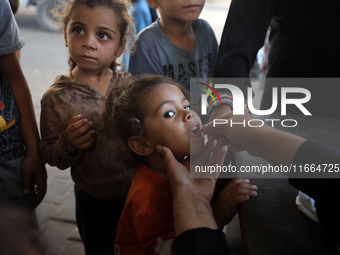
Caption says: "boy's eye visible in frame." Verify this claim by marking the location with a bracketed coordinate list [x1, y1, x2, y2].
[164, 110, 175, 118]
[184, 106, 190, 111]
[98, 33, 110, 40]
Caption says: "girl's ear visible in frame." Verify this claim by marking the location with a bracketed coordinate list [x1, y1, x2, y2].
[115, 42, 126, 58]
[147, 0, 159, 9]
[128, 136, 154, 156]
[64, 28, 68, 47]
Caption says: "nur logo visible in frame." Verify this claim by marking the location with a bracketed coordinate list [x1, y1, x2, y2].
[198, 83, 312, 116]
[197, 82, 222, 112]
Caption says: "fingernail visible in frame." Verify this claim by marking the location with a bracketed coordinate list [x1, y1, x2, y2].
[155, 145, 161, 153]
[252, 185, 258, 189]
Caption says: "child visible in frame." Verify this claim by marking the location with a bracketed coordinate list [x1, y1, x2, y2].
[39, 0, 135, 254]
[120, 0, 153, 71]
[101, 74, 257, 255]
[128, 0, 218, 90]
[0, 0, 47, 209]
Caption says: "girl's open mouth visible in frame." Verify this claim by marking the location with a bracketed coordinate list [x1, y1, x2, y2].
[190, 124, 204, 139]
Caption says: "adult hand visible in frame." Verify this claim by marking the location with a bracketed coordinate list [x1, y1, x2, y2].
[157, 138, 228, 202]
[203, 111, 260, 156]
[203, 111, 306, 166]
[208, 104, 232, 123]
[156, 139, 228, 236]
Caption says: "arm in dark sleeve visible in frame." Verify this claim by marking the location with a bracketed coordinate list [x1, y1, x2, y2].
[289, 140, 340, 245]
[176, 227, 230, 255]
[214, 0, 278, 93]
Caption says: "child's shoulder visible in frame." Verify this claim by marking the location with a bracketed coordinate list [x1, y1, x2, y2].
[193, 19, 217, 45]
[42, 75, 67, 93]
[192, 19, 214, 32]
[44, 75, 75, 91]
[135, 20, 161, 40]
[41, 75, 81, 102]
[125, 165, 172, 211]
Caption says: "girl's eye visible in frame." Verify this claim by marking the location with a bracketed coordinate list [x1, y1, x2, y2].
[164, 110, 175, 118]
[73, 27, 84, 35]
[184, 106, 190, 111]
[98, 33, 110, 40]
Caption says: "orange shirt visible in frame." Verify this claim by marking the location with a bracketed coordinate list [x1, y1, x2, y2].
[114, 164, 176, 255]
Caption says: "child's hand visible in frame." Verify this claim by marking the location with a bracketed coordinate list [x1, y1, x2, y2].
[212, 178, 258, 228]
[64, 115, 95, 155]
[21, 149, 47, 208]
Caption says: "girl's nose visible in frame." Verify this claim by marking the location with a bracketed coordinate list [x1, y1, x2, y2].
[184, 110, 191, 122]
[82, 35, 97, 51]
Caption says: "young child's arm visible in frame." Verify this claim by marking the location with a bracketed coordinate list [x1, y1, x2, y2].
[0, 53, 47, 207]
[211, 178, 258, 228]
[39, 95, 93, 169]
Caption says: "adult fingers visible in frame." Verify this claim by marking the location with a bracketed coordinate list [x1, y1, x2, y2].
[202, 111, 234, 136]
[155, 145, 189, 186]
[206, 138, 228, 180]
[192, 139, 217, 166]
[156, 145, 177, 170]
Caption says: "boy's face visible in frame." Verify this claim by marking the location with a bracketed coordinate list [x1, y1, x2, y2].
[142, 83, 204, 158]
[154, 0, 205, 22]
